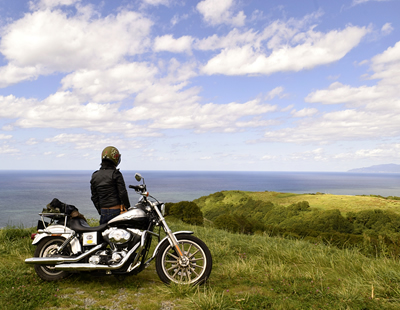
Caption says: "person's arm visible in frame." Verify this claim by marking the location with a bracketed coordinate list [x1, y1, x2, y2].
[114, 170, 131, 209]
[90, 174, 101, 215]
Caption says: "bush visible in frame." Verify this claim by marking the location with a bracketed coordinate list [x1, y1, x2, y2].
[214, 214, 240, 233]
[168, 201, 204, 226]
[312, 209, 354, 234]
[353, 209, 400, 234]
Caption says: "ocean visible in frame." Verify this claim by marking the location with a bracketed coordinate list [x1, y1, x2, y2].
[1, 170, 399, 228]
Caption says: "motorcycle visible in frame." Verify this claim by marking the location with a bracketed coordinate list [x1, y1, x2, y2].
[25, 173, 212, 285]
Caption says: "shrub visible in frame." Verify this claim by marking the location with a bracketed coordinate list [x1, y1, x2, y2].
[311, 209, 354, 234]
[353, 209, 400, 234]
[168, 201, 204, 226]
[214, 214, 240, 233]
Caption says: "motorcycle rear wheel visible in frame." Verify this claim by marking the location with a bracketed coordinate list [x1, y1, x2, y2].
[34, 237, 71, 281]
[155, 234, 212, 285]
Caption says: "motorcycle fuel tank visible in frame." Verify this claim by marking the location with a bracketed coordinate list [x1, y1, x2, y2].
[108, 208, 150, 229]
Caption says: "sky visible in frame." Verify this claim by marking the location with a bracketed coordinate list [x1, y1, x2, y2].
[0, 0, 399, 172]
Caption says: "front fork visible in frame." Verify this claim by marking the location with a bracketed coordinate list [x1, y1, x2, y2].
[153, 204, 185, 257]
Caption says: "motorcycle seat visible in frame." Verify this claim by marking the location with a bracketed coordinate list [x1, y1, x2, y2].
[69, 218, 108, 233]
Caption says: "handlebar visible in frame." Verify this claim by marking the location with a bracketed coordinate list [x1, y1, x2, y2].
[129, 185, 145, 191]
[129, 177, 159, 203]
[129, 184, 148, 197]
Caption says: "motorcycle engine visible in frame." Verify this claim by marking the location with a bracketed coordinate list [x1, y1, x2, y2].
[102, 227, 135, 245]
[89, 228, 141, 265]
[89, 249, 127, 265]
[108, 229, 131, 244]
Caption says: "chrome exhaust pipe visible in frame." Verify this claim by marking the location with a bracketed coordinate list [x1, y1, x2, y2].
[25, 244, 103, 265]
[53, 261, 139, 271]
[54, 243, 140, 271]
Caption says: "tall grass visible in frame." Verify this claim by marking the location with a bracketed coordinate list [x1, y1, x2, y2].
[0, 225, 60, 310]
[1, 219, 400, 309]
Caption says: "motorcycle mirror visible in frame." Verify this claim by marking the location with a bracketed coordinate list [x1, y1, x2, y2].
[135, 173, 142, 182]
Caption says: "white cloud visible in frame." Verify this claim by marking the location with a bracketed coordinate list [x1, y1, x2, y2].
[195, 28, 258, 51]
[381, 23, 394, 35]
[305, 40, 400, 114]
[196, 0, 245, 27]
[0, 95, 37, 118]
[0, 65, 40, 88]
[202, 25, 368, 75]
[261, 154, 277, 160]
[170, 13, 189, 26]
[289, 148, 327, 161]
[3, 80, 278, 136]
[61, 62, 158, 102]
[263, 108, 400, 144]
[26, 138, 38, 145]
[370, 41, 400, 84]
[45, 133, 142, 150]
[141, 0, 170, 6]
[0, 143, 19, 154]
[291, 108, 318, 118]
[154, 35, 193, 54]
[305, 82, 386, 105]
[236, 117, 278, 128]
[266, 86, 286, 100]
[130, 90, 277, 132]
[281, 104, 294, 112]
[0, 134, 12, 139]
[29, 0, 81, 10]
[351, 0, 390, 6]
[335, 144, 400, 159]
[0, 8, 152, 87]
[0, 91, 158, 137]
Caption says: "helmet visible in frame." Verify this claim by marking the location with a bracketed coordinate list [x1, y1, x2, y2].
[101, 146, 121, 166]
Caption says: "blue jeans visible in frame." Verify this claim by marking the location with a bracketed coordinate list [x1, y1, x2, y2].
[100, 208, 120, 224]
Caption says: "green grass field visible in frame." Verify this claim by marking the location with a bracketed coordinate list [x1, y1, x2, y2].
[2, 213, 400, 310]
[196, 190, 400, 216]
[249, 191, 400, 215]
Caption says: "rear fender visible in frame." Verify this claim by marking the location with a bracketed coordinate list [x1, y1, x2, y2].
[32, 225, 82, 254]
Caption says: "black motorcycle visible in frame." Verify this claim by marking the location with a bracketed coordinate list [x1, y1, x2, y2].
[25, 173, 212, 285]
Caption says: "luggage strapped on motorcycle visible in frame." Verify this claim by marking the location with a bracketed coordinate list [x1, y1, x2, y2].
[38, 198, 85, 231]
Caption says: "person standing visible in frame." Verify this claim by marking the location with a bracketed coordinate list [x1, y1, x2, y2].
[90, 146, 131, 224]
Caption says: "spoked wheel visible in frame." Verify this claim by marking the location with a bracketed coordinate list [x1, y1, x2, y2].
[33, 237, 71, 281]
[156, 234, 212, 285]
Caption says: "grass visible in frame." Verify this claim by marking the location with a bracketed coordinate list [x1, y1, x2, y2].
[249, 191, 400, 215]
[197, 190, 400, 216]
[1, 218, 400, 309]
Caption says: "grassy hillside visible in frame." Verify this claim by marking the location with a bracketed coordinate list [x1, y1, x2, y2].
[2, 219, 400, 310]
[192, 190, 400, 258]
[195, 190, 400, 216]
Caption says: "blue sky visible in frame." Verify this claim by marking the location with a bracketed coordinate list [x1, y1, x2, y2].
[0, 0, 399, 171]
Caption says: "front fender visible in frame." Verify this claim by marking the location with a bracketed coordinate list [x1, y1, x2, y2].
[151, 231, 193, 260]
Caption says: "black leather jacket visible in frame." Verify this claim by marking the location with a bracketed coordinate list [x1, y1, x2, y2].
[90, 163, 131, 214]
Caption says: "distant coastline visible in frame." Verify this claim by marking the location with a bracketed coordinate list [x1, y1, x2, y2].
[348, 163, 400, 173]
[1, 170, 400, 228]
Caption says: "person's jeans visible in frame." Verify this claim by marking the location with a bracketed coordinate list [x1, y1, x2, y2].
[100, 208, 120, 224]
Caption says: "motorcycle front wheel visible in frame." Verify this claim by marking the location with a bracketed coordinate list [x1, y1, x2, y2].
[33, 237, 71, 281]
[155, 234, 212, 285]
